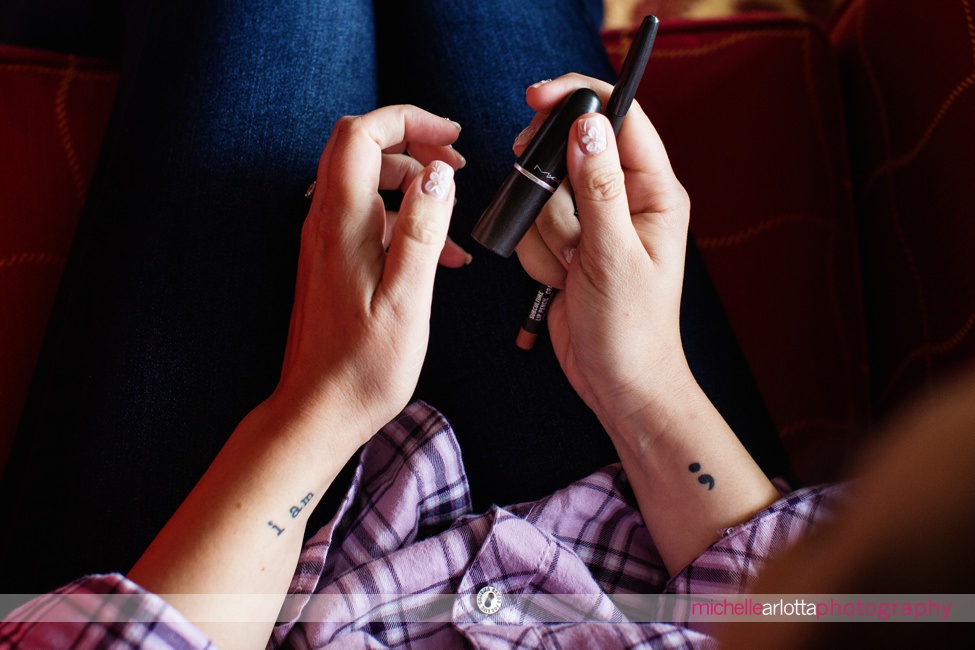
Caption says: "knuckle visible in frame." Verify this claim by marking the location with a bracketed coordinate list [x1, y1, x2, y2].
[581, 167, 626, 203]
[326, 116, 366, 158]
[675, 181, 691, 212]
[663, 181, 692, 228]
[398, 213, 443, 247]
[330, 115, 372, 149]
[332, 114, 364, 137]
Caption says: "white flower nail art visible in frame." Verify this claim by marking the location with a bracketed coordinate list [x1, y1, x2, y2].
[580, 119, 607, 155]
[423, 164, 452, 200]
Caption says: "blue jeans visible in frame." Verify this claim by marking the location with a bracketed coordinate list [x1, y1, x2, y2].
[0, 0, 787, 592]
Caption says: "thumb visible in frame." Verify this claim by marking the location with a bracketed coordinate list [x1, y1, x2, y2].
[380, 160, 456, 305]
[567, 114, 643, 264]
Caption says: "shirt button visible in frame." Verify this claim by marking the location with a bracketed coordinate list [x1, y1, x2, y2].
[476, 585, 503, 615]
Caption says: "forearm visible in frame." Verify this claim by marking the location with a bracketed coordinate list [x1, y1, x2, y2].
[600, 365, 779, 577]
[123, 106, 459, 648]
[127, 394, 363, 648]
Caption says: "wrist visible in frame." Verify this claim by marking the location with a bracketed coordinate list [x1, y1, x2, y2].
[250, 388, 370, 476]
[593, 355, 700, 451]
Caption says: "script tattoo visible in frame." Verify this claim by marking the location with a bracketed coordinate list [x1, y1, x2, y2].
[267, 492, 315, 537]
[688, 462, 715, 490]
[290, 492, 315, 518]
[267, 521, 285, 536]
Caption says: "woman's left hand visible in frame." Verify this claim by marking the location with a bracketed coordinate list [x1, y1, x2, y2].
[272, 105, 464, 446]
[129, 106, 465, 650]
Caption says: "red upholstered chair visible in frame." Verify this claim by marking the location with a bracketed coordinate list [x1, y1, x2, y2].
[0, 47, 117, 478]
[1, 0, 972, 486]
[831, 0, 975, 422]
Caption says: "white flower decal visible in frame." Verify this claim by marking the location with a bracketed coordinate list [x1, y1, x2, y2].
[423, 166, 452, 200]
[580, 119, 607, 155]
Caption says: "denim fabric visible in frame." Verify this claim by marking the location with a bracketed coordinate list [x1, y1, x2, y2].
[0, 0, 788, 593]
[2, 0, 379, 592]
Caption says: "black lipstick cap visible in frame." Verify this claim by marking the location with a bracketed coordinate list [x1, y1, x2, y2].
[471, 87, 603, 257]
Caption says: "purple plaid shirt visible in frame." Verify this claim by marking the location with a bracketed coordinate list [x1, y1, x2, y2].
[1, 402, 839, 648]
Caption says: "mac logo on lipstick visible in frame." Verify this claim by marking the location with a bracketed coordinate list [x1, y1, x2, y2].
[513, 162, 559, 193]
[471, 86, 603, 257]
[533, 165, 558, 183]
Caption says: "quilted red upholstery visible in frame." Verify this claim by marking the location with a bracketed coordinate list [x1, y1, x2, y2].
[831, 0, 975, 419]
[608, 0, 845, 25]
[0, 45, 117, 477]
[606, 14, 871, 483]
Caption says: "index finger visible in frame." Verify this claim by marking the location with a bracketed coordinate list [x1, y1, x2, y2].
[313, 105, 462, 229]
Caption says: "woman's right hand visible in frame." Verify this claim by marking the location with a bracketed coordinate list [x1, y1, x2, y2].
[515, 76, 780, 576]
[513, 75, 696, 435]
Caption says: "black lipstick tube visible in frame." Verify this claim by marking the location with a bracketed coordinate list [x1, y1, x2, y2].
[471, 87, 603, 257]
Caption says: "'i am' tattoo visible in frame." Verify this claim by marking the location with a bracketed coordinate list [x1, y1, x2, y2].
[267, 492, 315, 537]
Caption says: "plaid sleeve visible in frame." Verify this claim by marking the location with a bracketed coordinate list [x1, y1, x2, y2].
[271, 401, 473, 646]
[666, 482, 845, 596]
[0, 573, 213, 650]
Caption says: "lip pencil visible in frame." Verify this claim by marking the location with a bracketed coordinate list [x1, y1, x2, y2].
[516, 14, 659, 351]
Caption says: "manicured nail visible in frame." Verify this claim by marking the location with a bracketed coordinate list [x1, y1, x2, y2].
[514, 124, 537, 148]
[563, 246, 576, 264]
[444, 117, 462, 132]
[422, 161, 453, 201]
[579, 118, 607, 155]
[304, 180, 317, 198]
[531, 79, 553, 89]
[449, 145, 467, 169]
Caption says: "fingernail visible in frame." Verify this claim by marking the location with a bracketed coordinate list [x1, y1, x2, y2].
[563, 246, 576, 264]
[464, 252, 474, 265]
[514, 124, 537, 148]
[579, 118, 607, 156]
[449, 146, 467, 169]
[444, 117, 462, 132]
[530, 79, 553, 89]
[422, 162, 453, 201]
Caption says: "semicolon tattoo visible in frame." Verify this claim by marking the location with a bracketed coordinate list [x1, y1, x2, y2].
[688, 462, 715, 490]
